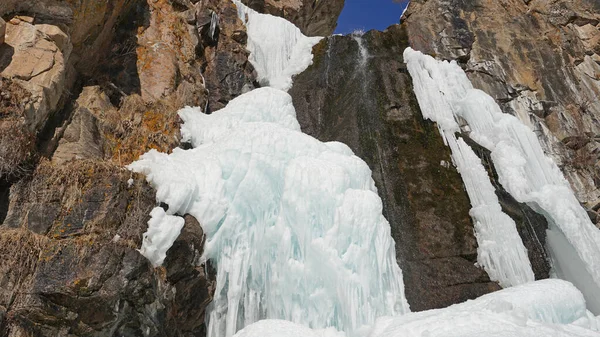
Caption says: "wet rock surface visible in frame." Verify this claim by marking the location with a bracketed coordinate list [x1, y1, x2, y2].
[404, 0, 600, 227]
[290, 26, 505, 311]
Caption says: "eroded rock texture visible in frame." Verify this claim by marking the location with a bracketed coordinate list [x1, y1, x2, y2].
[404, 0, 600, 226]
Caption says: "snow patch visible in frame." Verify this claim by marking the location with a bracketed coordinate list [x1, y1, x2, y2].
[138, 207, 185, 267]
[234, 280, 599, 337]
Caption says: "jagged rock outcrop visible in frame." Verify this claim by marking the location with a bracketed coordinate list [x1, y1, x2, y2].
[404, 0, 600, 226]
[241, 0, 344, 36]
[0, 16, 73, 132]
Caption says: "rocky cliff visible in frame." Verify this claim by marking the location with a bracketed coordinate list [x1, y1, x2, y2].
[0, 0, 344, 335]
[404, 0, 600, 226]
[1, 0, 600, 335]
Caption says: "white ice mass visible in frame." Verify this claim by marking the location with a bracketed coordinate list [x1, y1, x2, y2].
[129, 3, 408, 336]
[129, 0, 600, 335]
[404, 47, 600, 314]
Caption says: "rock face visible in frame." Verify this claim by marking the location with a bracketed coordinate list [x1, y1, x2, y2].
[404, 0, 600, 226]
[0, 16, 72, 132]
[0, 0, 346, 334]
[241, 0, 345, 36]
[0, 0, 272, 334]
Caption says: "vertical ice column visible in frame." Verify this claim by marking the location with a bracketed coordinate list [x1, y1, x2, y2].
[403, 48, 535, 288]
[404, 47, 600, 313]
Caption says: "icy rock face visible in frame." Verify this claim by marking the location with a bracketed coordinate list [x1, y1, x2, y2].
[404, 47, 600, 314]
[240, 0, 345, 36]
[232, 0, 322, 91]
[129, 86, 409, 336]
[288, 26, 506, 310]
[403, 49, 534, 288]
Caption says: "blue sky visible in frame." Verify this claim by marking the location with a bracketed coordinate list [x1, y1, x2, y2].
[334, 0, 409, 34]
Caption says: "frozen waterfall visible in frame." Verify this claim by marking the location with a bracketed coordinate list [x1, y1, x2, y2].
[404, 47, 600, 314]
[129, 3, 409, 337]
[128, 0, 600, 335]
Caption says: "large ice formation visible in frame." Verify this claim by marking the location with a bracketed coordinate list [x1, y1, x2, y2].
[130, 87, 409, 336]
[233, 280, 600, 337]
[129, 7, 410, 331]
[402, 48, 534, 288]
[404, 47, 600, 313]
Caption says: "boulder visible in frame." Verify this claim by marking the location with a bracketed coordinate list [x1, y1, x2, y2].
[0, 17, 72, 132]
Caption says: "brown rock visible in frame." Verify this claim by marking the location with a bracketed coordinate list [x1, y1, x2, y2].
[0, 19, 72, 131]
[53, 87, 109, 164]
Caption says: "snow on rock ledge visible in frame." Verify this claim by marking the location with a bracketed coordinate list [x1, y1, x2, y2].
[232, 0, 322, 91]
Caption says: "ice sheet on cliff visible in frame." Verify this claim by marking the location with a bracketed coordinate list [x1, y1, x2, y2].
[404, 47, 600, 314]
[129, 86, 409, 336]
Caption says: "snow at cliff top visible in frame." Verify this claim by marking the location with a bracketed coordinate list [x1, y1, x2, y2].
[233, 280, 600, 337]
[404, 47, 600, 314]
[232, 0, 322, 91]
